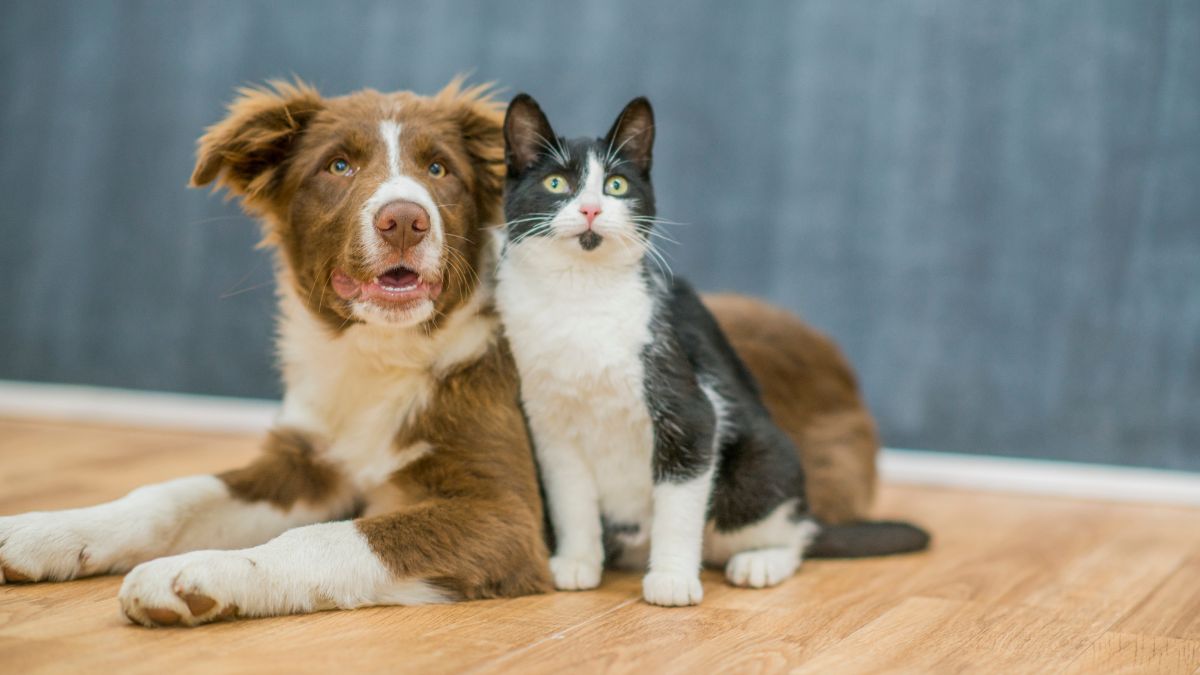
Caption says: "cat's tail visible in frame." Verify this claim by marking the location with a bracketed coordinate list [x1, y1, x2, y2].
[806, 520, 931, 558]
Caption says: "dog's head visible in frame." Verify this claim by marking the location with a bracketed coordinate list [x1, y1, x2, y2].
[192, 79, 504, 329]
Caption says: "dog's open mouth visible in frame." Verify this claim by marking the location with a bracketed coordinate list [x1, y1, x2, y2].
[377, 266, 420, 291]
[331, 266, 443, 306]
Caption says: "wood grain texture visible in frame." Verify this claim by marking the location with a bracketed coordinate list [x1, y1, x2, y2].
[1, 417, 1198, 674]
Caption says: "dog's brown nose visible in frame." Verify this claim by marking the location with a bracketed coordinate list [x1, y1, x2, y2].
[374, 200, 430, 250]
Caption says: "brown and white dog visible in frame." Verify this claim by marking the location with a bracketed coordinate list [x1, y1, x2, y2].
[0, 80, 878, 626]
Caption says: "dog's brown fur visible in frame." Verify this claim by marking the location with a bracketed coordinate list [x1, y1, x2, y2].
[192, 79, 554, 603]
[220, 428, 345, 509]
[359, 339, 550, 600]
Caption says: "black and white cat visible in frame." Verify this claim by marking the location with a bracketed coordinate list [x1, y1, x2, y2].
[494, 95, 836, 607]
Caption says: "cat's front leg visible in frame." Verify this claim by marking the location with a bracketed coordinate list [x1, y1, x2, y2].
[644, 466, 714, 607]
[538, 446, 605, 591]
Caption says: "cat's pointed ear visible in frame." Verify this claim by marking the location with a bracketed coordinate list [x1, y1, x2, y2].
[604, 97, 655, 173]
[504, 94, 556, 176]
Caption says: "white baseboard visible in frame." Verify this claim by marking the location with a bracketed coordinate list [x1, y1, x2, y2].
[0, 380, 279, 433]
[2, 380, 1198, 507]
[879, 448, 1200, 507]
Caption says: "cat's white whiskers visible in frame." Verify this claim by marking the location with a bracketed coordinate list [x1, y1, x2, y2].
[638, 228, 681, 247]
[644, 243, 674, 281]
[533, 133, 571, 167]
[499, 220, 559, 265]
[630, 216, 690, 227]
[604, 132, 639, 168]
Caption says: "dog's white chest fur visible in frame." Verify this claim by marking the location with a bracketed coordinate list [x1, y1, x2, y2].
[496, 245, 657, 527]
[275, 282, 494, 491]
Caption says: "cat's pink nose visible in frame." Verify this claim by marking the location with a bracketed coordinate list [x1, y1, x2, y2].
[580, 204, 602, 227]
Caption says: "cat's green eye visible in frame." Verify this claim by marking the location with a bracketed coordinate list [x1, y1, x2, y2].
[327, 158, 355, 176]
[542, 174, 569, 194]
[605, 175, 629, 196]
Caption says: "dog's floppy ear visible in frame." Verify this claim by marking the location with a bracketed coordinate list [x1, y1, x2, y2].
[604, 97, 655, 173]
[191, 79, 324, 203]
[504, 93, 557, 176]
[436, 77, 507, 222]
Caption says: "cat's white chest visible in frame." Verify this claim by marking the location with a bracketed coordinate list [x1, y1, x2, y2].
[496, 250, 658, 526]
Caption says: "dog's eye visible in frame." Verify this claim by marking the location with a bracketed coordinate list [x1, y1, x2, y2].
[428, 162, 447, 178]
[327, 158, 355, 176]
[604, 175, 629, 196]
[542, 174, 569, 194]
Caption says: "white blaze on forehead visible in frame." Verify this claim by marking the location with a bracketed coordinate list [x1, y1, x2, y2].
[381, 120, 403, 179]
[358, 120, 444, 265]
[578, 151, 605, 205]
[555, 151, 605, 220]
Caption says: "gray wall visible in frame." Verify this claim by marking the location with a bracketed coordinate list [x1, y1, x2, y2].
[1, 1, 1197, 470]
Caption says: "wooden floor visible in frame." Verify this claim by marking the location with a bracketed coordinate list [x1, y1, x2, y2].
[0, 418, 1198, 674]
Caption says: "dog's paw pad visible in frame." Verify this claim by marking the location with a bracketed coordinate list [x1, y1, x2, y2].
[1, 565, 33, 583]
[143, 608, 182, 626]
[216, 604, 240, 620]
[180, 591, 217, 617]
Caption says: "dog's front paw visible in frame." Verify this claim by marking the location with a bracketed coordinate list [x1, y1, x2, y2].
[119, 552, 250, 627]
[549, 555, 602, 591]
[0, 513, 99, 583]
[642, 570, 703, 606]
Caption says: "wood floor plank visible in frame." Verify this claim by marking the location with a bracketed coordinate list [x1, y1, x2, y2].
[1, 418, 1198, 674]
[1063, 632, 1200, 675]
[0, 418, 257, 512]
[478, 576, 833, 674]
[1018, 530, 1196, 633]
[1116, 556, 1200, 642]
[793, 596, 1104, 675]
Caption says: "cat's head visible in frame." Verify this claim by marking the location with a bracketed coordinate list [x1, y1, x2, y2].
[501, 94, 656, 265]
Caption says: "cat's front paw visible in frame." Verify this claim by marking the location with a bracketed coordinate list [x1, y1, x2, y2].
[549, 555, 602, 591]
[725, 547, 799, 588]
[642, 570, 703, 606]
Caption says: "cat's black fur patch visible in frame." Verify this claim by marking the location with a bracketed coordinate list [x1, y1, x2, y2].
[578, 230, 603, 251]
[501, 94, 931, 559]
[601, 518, 640, 565]
[502, 94, 811, 532]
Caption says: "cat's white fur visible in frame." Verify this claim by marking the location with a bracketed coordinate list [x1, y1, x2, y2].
[497, 151, 812, 607]
[498, 152, 669, 601]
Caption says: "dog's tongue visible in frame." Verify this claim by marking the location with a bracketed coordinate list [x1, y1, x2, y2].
[378, 267, 420, 290]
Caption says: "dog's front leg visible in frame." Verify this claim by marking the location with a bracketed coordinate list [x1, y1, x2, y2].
[118, 519, 444, 626]
[0, 428, 354, 584]
[118, 491, 552, 627]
